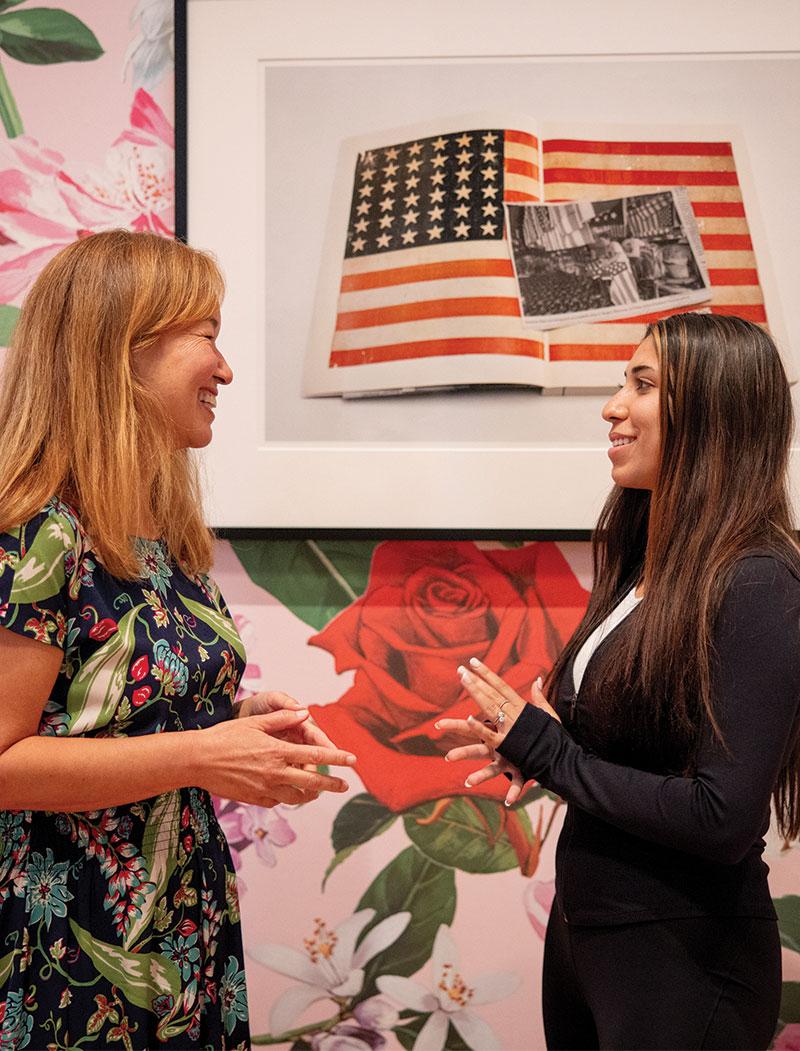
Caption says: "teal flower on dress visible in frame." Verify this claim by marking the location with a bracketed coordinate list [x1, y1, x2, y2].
[219, 955, 248, 1036]
[153, 638, 188, 697]
[160, 930, 200, 981]
[138, 541, 173, 598]
[25, 849, 73, 929]
[1, 989, 34, 1049]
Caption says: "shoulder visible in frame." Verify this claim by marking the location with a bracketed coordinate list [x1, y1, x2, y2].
[725, 553, 800, 600]
[715, 553, 800, 644]
[0, 498, 88, 606]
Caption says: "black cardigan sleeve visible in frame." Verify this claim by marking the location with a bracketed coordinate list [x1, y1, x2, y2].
[497, 556, 800, 864]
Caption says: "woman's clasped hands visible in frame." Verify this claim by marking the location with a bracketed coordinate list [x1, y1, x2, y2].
[201, 690, 357, 809]
[435, 657, 561, 806]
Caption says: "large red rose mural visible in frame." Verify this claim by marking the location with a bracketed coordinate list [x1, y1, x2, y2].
[308, 540, 589, 812]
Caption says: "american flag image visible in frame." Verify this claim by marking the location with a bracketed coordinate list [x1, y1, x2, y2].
[330, 128, 542, 369]
[542, 138, 765, 363]
[625, 193, 677, 238]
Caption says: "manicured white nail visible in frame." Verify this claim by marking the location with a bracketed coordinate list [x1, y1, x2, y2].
[469, 657, 481, 668]
[535, 677, 543, 690]
[460, 669, 473, 683]
[464, 778, 473, 788]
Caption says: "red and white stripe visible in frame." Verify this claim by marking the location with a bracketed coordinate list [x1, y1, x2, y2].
[542, 139, 764, 364]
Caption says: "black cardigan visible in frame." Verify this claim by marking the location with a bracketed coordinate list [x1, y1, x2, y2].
[497, 555, 800, 926]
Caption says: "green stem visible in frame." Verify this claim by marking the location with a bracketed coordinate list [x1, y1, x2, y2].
[0, 57, 22, 138]
[251, 1011, 344, 1045]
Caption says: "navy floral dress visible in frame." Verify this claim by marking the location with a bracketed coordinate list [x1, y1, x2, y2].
[0, 500, 249, 1049]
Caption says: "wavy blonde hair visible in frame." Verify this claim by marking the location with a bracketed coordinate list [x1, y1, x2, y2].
[0, 229, 224, 578]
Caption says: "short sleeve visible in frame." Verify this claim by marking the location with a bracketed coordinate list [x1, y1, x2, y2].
[0, 506, 78, 649]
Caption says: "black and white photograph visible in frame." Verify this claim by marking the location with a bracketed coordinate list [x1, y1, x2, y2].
[505, 189, 712, 328]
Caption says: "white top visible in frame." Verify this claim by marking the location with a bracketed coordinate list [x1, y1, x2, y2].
[572, 587, 642, 695]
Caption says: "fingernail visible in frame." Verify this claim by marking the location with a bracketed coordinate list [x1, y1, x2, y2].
[345, 754, 357, 764]
[444, 755, 450, 762]
[535, 677, 543, 689]
[504, 799, 512, 807]
[460, 669, 473, 683]
[464, 778, 473, 788]
[434, 721, 441, 730]
[295, 708, 309, 717]
[456, 664, 466, 676]
[469, 657, 481, 668]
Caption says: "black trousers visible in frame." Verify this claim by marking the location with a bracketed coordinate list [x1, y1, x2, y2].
[542, 905, 782, 1050]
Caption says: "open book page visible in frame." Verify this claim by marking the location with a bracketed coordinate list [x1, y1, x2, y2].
[538, 125, 771, 386]
[303, 113, 551, 397]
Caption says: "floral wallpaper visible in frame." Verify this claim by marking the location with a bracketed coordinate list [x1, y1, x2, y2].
[0, 4, 797, 1048]
[0, 0, 173, 347]
[215, 537, 800, 1051]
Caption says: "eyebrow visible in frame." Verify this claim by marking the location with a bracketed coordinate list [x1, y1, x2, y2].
[623, 364, 657, 379]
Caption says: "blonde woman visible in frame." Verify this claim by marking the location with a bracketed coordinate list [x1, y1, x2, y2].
[0, 231, 356, 1049]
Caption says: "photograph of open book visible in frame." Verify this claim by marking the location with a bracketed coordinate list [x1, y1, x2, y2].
[303, 116, 766, 396]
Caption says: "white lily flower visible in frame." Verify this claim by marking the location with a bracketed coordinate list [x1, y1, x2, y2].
[377, 925, 519, 1051]
[249, 908, 410, 1035]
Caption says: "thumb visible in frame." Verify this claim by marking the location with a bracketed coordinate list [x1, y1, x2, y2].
[531, 675, 543, 700]
[248, 708, 309, 732]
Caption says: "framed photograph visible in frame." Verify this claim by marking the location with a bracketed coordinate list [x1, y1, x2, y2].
[181, 0, 800, 528]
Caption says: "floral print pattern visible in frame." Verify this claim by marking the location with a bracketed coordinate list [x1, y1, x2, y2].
[0, 501, 248, 1049]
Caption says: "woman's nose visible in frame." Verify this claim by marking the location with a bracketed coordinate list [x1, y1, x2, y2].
[215, 353, 233, 386]
[602, 390, 628, 422]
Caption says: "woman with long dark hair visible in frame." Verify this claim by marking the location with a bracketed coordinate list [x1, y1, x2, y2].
[438, 312, 800, 1050]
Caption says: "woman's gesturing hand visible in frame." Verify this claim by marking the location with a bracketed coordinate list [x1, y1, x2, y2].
[436, 657, 560, 806]
[200, 708, 357, 808]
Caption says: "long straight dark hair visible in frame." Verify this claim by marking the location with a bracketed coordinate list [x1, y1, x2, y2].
[547, 312, 800, 839]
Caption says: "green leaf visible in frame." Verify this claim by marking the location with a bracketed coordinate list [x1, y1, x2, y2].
[0, 948, 16, 986]
[355, 845, 455, 1000]
[123, 791, 181, 950]
[403, 797, 532, 874]
[0, 9, 103, 64]
[395, 1015, 469, 1051]
[65, 604, 143, 734]
[229, 539, 379, 630]
[323, 792, 397, 888]
[69, 919, 181, 1012]
[775, 895, 800, 954]
[780, 981, 800, 1025]
[9, 511, 73, 604]
[178, 592, 245, 663]
[0, 304, 19, 345]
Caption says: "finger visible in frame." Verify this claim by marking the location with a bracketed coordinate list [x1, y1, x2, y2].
[467, 658, 527, 709]
[464, 759, 504, 788]
[530, 677, 562, 724]
[273, 739, 358, 769]
[298, 720, 340, 751]
[267, 784, 308, 805]
[465, 714, 503, 749]
[434, 717, 474, 734]
[262, 690, 304, 711]
[250, 708, 312, 732]
[444, 743, 492, 763]
[504, 772, 526, 807]
[281, 766, 350, 794]
[457, 667, 505, 720]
